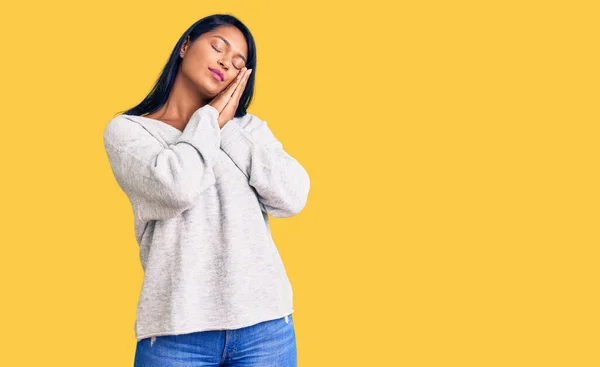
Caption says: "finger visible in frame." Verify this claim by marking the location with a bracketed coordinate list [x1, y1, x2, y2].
[232, 68, 248, 92]
[213, 68, 246, 107]
[228, 68, 246, 92]
[221, 69, 246, 105]
[231, 68, 251, 101]
[220, 69, 245, 104]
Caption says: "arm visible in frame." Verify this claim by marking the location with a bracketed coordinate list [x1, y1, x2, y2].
[219, 113, 310, 218]
[103, 104, 221, 221]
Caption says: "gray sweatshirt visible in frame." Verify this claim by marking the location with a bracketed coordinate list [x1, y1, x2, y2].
[103, 104, 310, 341]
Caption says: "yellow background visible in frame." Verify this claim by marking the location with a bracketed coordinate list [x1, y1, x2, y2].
[0, 0, 598, 366]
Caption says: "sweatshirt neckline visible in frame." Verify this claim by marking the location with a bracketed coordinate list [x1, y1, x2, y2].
[122, 114, 184, 135]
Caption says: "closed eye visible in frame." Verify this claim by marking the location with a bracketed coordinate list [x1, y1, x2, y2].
[212, 45, 241, 70]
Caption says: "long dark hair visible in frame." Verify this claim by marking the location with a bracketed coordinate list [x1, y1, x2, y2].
[115, 14, 256, 119]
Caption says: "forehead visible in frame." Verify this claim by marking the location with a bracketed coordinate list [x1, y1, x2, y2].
[205, 26, 248, 56]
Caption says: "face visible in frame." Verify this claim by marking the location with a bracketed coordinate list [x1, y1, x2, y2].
[179, 25, 249, 98]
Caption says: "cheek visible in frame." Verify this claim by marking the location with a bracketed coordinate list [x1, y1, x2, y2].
[182, 59, 209, 82]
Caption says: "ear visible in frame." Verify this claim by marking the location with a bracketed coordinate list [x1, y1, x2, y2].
[180, 35, 191, 58]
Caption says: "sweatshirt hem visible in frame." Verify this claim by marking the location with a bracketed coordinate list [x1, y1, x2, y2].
[134, 308, 295, 342]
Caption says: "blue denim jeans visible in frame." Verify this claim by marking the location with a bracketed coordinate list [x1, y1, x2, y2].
[134, 314, 296, 366]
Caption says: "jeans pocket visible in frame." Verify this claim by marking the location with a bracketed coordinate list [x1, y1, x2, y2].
[261, 315, 291, 338]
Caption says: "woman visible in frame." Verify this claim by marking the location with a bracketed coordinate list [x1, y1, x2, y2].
[103, 13, 310, 367]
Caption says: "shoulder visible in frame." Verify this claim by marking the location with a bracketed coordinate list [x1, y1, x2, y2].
[231, 111, 268, 131]
[229, 111, 280, 144]
[104, 114, 135, 136]
[103, 115, 150, 150]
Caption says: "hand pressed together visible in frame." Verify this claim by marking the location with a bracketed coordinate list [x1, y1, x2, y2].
[209, 67, 252, 129]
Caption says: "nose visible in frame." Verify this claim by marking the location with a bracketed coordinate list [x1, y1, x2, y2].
[218, 59, 231, 70]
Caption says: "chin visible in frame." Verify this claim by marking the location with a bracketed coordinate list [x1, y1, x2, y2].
[205, 86, 221, 98]
[196, 80, 220, 99]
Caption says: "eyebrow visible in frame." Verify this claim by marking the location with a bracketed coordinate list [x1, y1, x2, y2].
[212, 35, 247, 63]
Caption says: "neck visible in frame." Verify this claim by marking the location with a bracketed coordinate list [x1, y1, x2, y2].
[148, 71, 211, 128]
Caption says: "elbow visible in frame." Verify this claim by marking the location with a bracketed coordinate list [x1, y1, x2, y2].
[136, 190, 197, 222]
[171, 191, 200, 213]
[269, 199, 306, 218]
[174, 173, 217, 208]
[283, 196, 309, 217]
[136, 175, 216, 222]
[269, 205, 303, 218]
[270, 171, 310, 218]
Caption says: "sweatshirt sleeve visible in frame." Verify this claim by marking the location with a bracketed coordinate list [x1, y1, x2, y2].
[103, 104, 221, 222]
[219, 114, 310, 218]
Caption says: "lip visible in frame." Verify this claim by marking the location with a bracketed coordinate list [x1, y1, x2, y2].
[208, 68, 224, 82]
